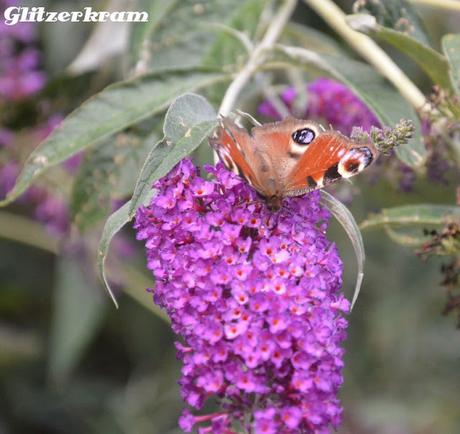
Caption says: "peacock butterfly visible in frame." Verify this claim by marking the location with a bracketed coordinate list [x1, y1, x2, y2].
[209, 116, 377, 210]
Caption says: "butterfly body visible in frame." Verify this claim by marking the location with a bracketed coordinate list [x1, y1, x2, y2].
[209, 117, 377, 210]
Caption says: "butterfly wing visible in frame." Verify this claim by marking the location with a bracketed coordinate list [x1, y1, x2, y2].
[209, 117, 275, 196]
[284, 131, 377, 196]
[210, 116, 377, 200]
[251, 118, 377, 197]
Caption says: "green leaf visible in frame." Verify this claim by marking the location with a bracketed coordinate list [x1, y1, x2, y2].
[272, 45, 427, 166]
[130, 93, 217, 215]
[49, 255, 105, 385]
[129, 0, 180, 69]
[442, 34, 460, 97]
[360, 204, 460, 230]
[352, 0, 430, 46]
[129, 120, 217, 217]
[202, 0, 269, 67]
[71, 133, 152, 231]
[97, 201, 132, 308]
[320, 191, 365, 310]
[99, 94, 218, 302]
[128, 140, 167, 216]
[282, 23, 344, 55]
[0, 68, 229, 207]
[383, 226, 429, 247]
[100, 135, 218, 300]
[347, 14, 452, 91]
[98, 120, 217, 298]
[163, 93, 217, 141]
[155, 120, 218, 177]
[132, 0, 264, 71]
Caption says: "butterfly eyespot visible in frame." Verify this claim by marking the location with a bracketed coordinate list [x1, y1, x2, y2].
[344, 160, 360, 173]
[292, 128, 315, 145]
[338, 147, 374, 178]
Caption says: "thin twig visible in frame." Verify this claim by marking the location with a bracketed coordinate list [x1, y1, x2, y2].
[303, 0, 427, 111]
[216, 0, 297, 163]
[218, 0, 297, 117]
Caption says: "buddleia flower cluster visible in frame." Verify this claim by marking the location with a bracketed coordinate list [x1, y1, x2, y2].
[134, 159, 349, 434]
[258, 77, 380, 136]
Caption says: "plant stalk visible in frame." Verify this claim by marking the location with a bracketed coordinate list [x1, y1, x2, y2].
[218, 0, 297, 117]
[303, 0, 427, 111]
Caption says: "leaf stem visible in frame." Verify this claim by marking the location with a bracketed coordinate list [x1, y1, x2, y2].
[303, 0, 427, 111]
[409, 0, 460, 11]
[218, 0, 297, 117]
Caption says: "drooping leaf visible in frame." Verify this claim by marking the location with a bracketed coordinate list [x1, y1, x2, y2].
[352, 0, 430, 46]
[0, 68, 229, 207]
[320, 191, 365, 310]
[49, 255, 105, 385]
[130, 93, 217, 215]
[272, 45, 427, 166]
[128, 140, 167, 216]
[442, 34, 460, 97]
[347, 14, 452, 90]
[360, 204, 460, 230]
[100, 94, 218, 300]
[71, 133, 153, 231]
[163, 93, 217, 142]
[383, 226, 430, 247]
[152, 120, 217, 180]
[97, 201, 132, 308]
[98, 126, 218, 301]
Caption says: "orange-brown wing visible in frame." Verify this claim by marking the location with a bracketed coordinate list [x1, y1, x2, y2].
[284, 131, 377, 196]
[209, 117, 272, 195]
[250, 118, 323, 196]
[251, 117, 377, 196]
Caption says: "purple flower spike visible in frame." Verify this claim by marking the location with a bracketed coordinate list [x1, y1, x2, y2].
[258, 78, 380, 135]
[135, 159, 349, 433]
